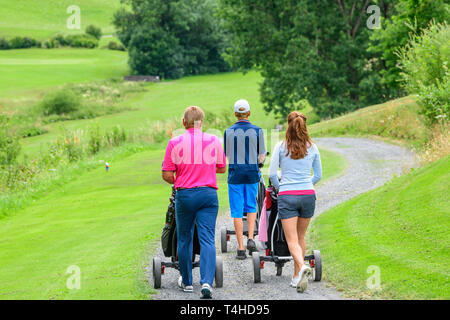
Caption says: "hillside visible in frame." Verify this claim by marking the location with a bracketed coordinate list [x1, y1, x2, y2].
[309, 155, 450, 299]
[309, 96, 429, 149]
[0, 0, 123, 39]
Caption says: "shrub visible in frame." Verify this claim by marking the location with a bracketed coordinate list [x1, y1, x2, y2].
[85, 25, 102, 40]
[65, 34, 98, 48]
[107, 41, 126, 51]
[0, 37, 11, 50]
[9, 36, 40, 49]
[398, 22, 450, 124]
[39, 89, 82, 115]
[88, 124, 102, 155]
[0, 116, 21, 166]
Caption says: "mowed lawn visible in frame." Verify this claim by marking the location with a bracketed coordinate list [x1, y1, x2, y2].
[0, 144, 344, 300]
[309, 156, 450, 299]
[0, 0, 123, 39]
[0, 48, 128, 99]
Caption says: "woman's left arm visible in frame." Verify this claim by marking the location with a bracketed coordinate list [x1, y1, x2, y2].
[312, 145, 322, 185]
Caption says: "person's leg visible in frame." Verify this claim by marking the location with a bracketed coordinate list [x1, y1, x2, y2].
[195, 188, 219, 287]
[229, 184, 245, 251]
[175, 190, 196, 286]
[297, 217, 311, 259]
[246, 212, 256, 240]
[297, 194, 315, 259]
[233, 218, 245, 250]
[281, 217, 303, 277]
[243, 183, 258, 247]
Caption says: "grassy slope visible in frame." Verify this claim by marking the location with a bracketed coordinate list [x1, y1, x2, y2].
[309, 156, 450, 299]
[309, 96, 429, 149]
[0, 142, 345, 299]
[0, 0, 122, 39]
[18, 71, 277, 158]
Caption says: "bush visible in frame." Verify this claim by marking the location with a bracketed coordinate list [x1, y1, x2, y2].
[0, 116, 21, 166]
[39, 89, 82, 115]
[9, 36, 40, 49]
[107, 41, 126, 51]
[0, 37, 11, 50]
[85, 25, 102, 40]
[398, 22, 450, 124]
[65, 34, 98, 48]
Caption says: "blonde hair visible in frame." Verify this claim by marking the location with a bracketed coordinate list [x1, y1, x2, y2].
[183, 106, 204, 128]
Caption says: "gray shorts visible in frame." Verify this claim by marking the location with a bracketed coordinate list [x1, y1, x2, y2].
[278, 194, 316, 219]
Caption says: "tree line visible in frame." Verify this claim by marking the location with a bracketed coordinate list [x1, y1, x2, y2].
[114, 0, 449, 121]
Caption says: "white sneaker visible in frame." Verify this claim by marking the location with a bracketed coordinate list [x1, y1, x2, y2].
[296, 265, 312, 293]
[201, 283, 212, 299]
[178, 276, 193, 293]
[290, 275, 300, 287]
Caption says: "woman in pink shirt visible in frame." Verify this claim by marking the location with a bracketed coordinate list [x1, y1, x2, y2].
[162, 106, 226, 299]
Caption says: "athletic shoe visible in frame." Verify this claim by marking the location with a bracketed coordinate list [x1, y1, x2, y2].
[178, 276, 193, 293]
[236, 250, 247, 260]
[296, 265, 312, 293]
[290, 275, 300, 288]
[247, 239, 257, 255]
[200, 283, 212, 299]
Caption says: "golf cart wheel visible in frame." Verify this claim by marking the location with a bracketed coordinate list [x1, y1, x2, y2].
[152, 256, 162, 289]
[276, 265, 282, 276]
[313, 250, 322, 282]
[252, 251, 261, 283]
[215, 256, 224, 288]
[220, 226, 228, 253]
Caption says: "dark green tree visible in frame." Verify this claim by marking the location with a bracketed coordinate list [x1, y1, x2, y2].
[220, 0, 395, 119]
[114, 0, 230, 79]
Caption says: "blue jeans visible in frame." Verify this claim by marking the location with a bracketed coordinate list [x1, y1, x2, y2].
[175, 187, 218, 286]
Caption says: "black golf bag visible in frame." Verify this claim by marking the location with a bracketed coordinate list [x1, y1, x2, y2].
[265, 186, 290, 257]
[161, 187, 200, 258]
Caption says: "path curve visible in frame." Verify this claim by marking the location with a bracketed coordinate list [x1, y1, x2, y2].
[149, 137, 417, 300]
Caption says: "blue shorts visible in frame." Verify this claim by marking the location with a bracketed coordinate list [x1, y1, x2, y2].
[228, 183, 259, 218]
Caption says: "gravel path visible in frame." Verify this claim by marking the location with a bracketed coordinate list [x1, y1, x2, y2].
[149, 137, 417, 300]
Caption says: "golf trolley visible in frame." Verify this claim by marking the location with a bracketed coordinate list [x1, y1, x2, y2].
[252, 185, 322, 283]
[152, 187, 224, 289]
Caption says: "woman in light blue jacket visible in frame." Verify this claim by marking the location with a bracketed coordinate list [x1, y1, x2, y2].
[268, 111, 322, 293]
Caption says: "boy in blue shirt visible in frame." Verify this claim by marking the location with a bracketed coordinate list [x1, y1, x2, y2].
[224, 99, 266, 259]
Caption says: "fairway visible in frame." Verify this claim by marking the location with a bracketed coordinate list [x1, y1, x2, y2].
[0, 0, 123, 39]
[0, 48, 128, 99]
[0, 142, 344, 299]
[309, 156, 450, 299]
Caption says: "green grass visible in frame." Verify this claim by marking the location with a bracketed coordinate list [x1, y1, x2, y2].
[309, 96, 430, 149]
[0, 48, 128, 99]
[0, 137, 345, 299]
[0, 0, 123, 40]
[16, 71, 278, 158]
[309, 156, 450, 299]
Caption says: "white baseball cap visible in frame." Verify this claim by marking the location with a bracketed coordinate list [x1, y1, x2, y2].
[234, 99, 250, 113]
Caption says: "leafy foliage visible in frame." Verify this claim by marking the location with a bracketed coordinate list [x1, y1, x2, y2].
[85, 24, 102, 40]
[398, 22, 450, 124]
[369, 0, 450, 97]
[39, 89, 82, 115]
[114, 0, 230, 78]
[219, 0, 388, 119]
